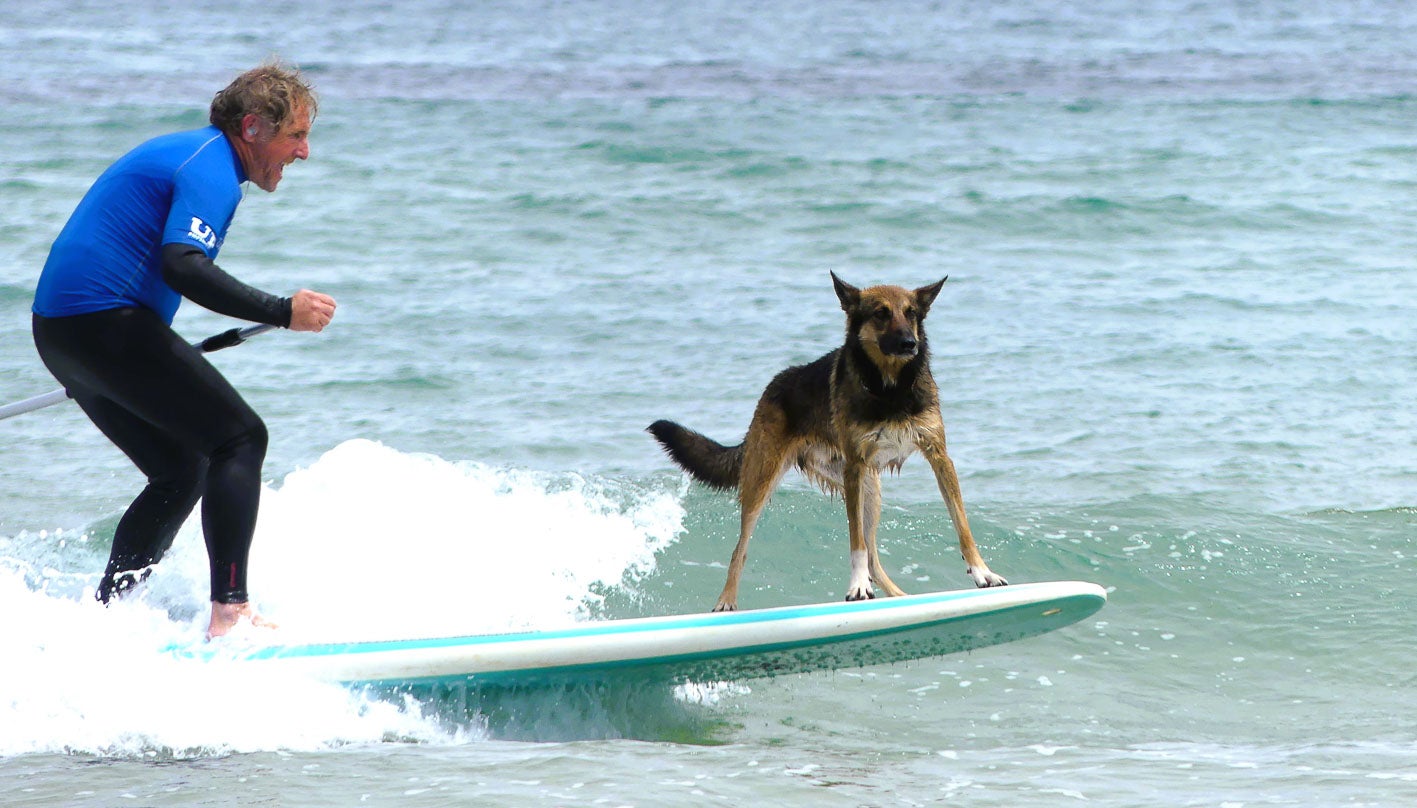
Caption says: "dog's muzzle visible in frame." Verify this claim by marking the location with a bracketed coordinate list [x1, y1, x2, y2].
[879, 334, 918, 357]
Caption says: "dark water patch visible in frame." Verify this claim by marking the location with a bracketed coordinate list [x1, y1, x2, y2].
[720, 157, 809, 180]
[507, 191, 599, 211]
[577, 140, 754, 166]
[956, 191, 1235, 240]
[314, 376, 456, 392]
[1061, 195, 1121, 213]
[804, 201, 872, 216]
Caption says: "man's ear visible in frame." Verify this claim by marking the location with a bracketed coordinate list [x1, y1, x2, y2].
[913, 276, 947, 316]
[831, 271, 861, 311]
[240, 113, 264, 142]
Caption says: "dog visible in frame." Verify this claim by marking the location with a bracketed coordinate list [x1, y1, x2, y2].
[648, 272, 1007, 612]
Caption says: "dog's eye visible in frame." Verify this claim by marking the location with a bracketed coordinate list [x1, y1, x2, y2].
[873, 308, 891, 321]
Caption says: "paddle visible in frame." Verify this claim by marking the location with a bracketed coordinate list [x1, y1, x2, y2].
[0, 323, 277, 421]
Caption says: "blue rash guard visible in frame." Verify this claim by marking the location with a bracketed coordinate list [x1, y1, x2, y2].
[34, 126, 246, 324]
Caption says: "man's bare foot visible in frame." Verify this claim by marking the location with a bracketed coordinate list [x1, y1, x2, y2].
[207, 601, 278, 640]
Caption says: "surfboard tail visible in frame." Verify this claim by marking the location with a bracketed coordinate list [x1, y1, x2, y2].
[647, 419, 743, 491]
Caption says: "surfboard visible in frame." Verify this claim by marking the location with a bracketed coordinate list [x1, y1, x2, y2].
[195, 581, 1105, 687]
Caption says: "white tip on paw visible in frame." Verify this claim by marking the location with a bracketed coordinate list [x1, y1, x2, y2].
[846, 551, 874, 601]
[968, 566, 1008, 588]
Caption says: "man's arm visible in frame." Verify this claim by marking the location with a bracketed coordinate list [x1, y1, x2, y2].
[160, 242, 293, 327]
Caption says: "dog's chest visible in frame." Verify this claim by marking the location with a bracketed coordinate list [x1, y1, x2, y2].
[864, 426, 918, 470]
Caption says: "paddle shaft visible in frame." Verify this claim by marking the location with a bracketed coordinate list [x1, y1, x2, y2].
[0, 323, 277, 421]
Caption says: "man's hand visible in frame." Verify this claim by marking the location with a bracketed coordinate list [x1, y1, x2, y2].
[289, 289, 337, 332]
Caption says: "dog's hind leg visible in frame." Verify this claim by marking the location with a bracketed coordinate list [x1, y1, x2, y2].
[919, 429, 1007, 588]
[863, 469, 906, 597]
[714, 430, 793, 612]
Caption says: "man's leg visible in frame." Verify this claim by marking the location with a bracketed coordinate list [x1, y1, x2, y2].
[74, 393, 207, 603]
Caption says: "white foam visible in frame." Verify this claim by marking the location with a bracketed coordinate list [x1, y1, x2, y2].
[0, 439, 685, 755]
[249, 439, 685, 641]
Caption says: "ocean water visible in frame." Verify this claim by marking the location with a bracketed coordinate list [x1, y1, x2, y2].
[2, 0, 1416, 805]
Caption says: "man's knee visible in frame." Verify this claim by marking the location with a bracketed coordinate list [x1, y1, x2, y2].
[211, 415, 268, 465]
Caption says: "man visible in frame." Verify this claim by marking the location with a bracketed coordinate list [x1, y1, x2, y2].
[31, 62, 337, 638]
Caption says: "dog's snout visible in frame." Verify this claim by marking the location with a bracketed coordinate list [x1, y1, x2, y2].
[880, 332, 918, 356]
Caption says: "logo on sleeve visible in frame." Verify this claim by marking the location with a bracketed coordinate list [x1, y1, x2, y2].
[187, 217, 219, 250]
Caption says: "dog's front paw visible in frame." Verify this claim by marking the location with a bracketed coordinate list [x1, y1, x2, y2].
[967, 566, 1008, 588]
[846, 561, 875, 601]
[845, 585, 877, 602]
[712, 600, 738, 612]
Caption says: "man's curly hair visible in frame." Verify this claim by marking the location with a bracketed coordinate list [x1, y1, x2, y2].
[209, 60, 317, 136]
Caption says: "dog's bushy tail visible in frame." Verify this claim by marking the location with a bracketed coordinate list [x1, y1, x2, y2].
[647, 420, 743, 491]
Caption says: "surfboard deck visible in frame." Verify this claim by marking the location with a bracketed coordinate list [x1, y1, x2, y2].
[195, 581, 1105, 687]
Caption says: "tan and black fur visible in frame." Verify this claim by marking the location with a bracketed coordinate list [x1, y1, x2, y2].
[649, 272, 1007, 612]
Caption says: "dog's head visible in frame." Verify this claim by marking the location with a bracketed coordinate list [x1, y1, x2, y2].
[831, 271, 945, 382]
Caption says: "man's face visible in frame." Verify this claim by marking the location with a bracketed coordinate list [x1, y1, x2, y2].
[247, 105, 311, 192]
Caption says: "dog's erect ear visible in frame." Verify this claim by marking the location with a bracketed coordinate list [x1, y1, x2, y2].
[913, 276, 948, 315]
[831, 271, 861, 311]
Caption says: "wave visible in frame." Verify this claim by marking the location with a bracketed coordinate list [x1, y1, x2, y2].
[0, 440, 690, 754]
